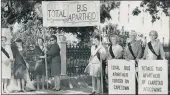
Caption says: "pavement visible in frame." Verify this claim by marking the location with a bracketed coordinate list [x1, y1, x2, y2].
[2, 87, 92, 94]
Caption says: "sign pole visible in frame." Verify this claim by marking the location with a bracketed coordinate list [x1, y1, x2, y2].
[99, 25, 104, 94]
[43, 28, 49, 89]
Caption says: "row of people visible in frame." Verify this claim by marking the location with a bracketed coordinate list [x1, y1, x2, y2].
[85, 29, 166, 94]
[1, 35, 61, 93]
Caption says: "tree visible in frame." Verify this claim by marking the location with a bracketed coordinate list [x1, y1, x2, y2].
[1, 0, 120, 45]
[132, 0, 170, 23]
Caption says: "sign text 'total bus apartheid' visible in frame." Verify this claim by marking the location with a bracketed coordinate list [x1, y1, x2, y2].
[42, 1, 100, 27]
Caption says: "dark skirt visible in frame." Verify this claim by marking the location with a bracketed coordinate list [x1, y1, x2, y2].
[34, 60, 45, 76]
[50, 56, 61, 76]
[13, 63, 27, 80]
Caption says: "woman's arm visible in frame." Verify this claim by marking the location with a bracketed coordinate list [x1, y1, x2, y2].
[159, 43, 165, 59]
[116, 46, 123, 59]
[91, 45, 102, 56]
[46, 43, 60, 57]
[142, 44, 148, 59]
[123, 46, 128, 59]
[136, 42, 143, 59]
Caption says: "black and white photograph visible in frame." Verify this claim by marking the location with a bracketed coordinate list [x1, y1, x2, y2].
[1, 0, 170, 94]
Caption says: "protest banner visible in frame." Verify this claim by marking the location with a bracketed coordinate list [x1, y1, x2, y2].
[138, 60, 168, 94]
[42, 1, 100, 27]
[108, 59, 136, 94]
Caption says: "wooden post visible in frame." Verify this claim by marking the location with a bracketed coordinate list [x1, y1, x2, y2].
[99, 25, 104, 94]
[43, 28, 48, 89]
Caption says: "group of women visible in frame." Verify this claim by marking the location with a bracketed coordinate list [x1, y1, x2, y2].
[85, 29, 166, 94]
[1, 33, 61, 93]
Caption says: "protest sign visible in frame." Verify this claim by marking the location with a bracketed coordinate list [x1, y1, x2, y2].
[42, 1, 100, 27]
[108, 59, 136, 94]
[138, 60, 168, 94]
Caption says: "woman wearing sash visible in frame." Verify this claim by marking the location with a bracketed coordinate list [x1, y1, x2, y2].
[105, 35, 123, 92]
[1, 36, 14, 93]
[10, 38, 28, 92]
[107, 35, 123, 60]
[142, 30, 165, 60]
[85, 33, 106, 94]
[123, 30, 142, 95]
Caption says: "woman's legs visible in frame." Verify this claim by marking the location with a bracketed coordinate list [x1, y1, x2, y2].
[92, 76, 96, 92]
[2, 79, 5, 93]
[4, 79, 10, 93]
[56, 75, 60, 90]
[36, 75, 40, 90]
[19, 79, 25, 91]
[97, 77, 101, 94]
[53, 75, 60, 90]
[42, 75, 45, 90]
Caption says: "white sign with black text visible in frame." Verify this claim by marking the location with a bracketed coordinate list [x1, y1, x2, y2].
[138, 60, 168, 94]
[42, 1, 100, 27]
[108, 59, 136, 94]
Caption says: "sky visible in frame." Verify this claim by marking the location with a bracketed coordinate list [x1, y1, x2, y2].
[110, 1, 169, 44]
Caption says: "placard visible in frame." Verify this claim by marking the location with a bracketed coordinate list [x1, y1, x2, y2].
[138, 60, 168, 94]
[108, 59, 136, 94]
[42, 1, 100, 27]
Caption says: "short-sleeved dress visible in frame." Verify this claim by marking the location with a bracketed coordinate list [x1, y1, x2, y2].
[85, 44, 106, 77]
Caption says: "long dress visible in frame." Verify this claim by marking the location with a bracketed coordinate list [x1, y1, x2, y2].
[11, 42, 27, 80]
[8, 42, 35, 92]
[34, 45, 45, 76]
[1, 45, 13, 79]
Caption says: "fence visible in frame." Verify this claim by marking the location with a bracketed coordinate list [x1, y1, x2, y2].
[24, 36, 169, 79]
[66, 38, 169, 77]
[66, 44, 91, 76]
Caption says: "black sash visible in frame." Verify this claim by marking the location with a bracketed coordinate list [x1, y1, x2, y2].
[95, 46, 100, 60]
[148, 42, 162, 59]
[1, 46, 10, 58]
[109, 45, 115, 58]
[128, 43, 136, 60]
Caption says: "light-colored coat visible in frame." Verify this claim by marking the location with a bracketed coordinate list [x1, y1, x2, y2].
[2, 44, 13, 79]
[143, 40, 165, 60]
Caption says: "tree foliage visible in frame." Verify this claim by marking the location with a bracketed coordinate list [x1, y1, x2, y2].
[132, 0, 170, 23]
[1, 0, 120, 45]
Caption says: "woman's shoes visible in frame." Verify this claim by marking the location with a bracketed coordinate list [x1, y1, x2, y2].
[19, 89, 26, 92]
[52, 88, 61, 91]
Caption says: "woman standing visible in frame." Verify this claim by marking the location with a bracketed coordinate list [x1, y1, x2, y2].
[11, 38, 28, 92]
[142, 30, 165, 60]
[34, 37, 45, 90]
[1, 36, 14, 93]
[107, 35, 123, 60]
[85, 33, 107, 94]
[45, 35, 61, 91]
